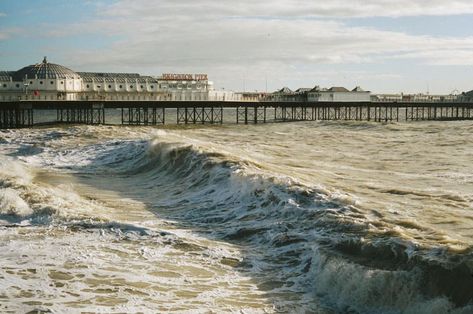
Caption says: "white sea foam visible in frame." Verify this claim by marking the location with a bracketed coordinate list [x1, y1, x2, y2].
[0, 188, 33, 216]
[1, 122, 472, 313]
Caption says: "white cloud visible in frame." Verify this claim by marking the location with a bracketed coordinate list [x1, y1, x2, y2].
[102, 0, 473, 18]
[0, 12, 6, 17]
[13, 0, 473, 92]
[0, 27, 22, 41]
[34, 1, 472, 68]
[63, 11, 473, 69]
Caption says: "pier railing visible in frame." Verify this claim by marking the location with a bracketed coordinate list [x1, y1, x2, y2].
[1, 100, 472, 128]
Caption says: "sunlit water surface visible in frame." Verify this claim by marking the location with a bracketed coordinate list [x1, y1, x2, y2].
[0, 120, 472, 313]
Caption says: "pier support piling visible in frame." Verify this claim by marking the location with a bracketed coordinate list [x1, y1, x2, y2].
[121, 107, 164, 125]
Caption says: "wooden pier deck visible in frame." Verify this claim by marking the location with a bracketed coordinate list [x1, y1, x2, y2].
[1, 100, 473, 128]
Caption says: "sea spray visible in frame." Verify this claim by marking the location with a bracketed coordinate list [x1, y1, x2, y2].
[0, 122, 472, 313]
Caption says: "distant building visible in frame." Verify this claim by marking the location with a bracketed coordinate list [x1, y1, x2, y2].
[372, 94, 403, 102]
[208, 90, 240, 101]
[373, 93, 458, 102]
[158, 73, 213, 101]
[0, 57, 213, 102]
[308, 86, 371, 102]
[236, 92, 268, 102]
[270, 87, 299, 102]
[269, 85, 371, 102]
[458, 90, 473, 102]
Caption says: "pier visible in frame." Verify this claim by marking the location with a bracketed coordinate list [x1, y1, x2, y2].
[1, 100, 473, 128]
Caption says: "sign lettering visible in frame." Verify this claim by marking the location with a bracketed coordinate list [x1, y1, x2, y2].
[161, 74, 208, 81]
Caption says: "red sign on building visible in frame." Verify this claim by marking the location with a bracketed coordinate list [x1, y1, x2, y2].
[161, 74, 208, 81]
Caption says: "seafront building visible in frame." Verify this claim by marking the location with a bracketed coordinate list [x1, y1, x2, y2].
[270, 86, 371, 102]
[374, 93, 458, 102]
[0, 57, 213, 102]
[0, 57, 466, 103]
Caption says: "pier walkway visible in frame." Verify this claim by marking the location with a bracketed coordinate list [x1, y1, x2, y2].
[1, 100, 473, 128]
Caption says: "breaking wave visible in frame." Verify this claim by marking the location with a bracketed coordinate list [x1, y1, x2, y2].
[50, 134, 471, 313]
[2, 126, 472, 313]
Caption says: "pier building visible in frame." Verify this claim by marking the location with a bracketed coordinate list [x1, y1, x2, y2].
[0, 57, 213, 102]
[1, 57, 472, 129]
[308, 86, 371, 102]
[373, 93, 458, 102]
[460, 90, 473, 102]
[269, 86, 371, 102]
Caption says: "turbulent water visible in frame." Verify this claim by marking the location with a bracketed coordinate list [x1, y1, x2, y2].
[0, 121, 472, 313]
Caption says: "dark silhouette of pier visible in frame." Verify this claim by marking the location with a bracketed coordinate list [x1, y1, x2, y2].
[1, 100, 473, 128]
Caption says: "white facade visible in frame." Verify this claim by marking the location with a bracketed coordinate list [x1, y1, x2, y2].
[158, 79, 213, 101]
[373, 93, 458, 102]
[208, 90, 241, 101]
[0, 58, 214, 102]
[0, 74, 82, 101]
[307, 86, 371, 102]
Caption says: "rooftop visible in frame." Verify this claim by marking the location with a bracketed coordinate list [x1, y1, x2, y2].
[13, 57, 80, 81]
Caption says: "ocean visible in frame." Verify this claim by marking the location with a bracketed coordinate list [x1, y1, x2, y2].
[0, 120, 472, 313]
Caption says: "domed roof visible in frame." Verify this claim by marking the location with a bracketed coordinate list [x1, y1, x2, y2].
[13, 57, 79, 81]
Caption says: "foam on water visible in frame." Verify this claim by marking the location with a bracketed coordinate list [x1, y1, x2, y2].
[1, 122, 472, 313]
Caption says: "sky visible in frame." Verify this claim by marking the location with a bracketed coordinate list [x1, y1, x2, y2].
[1, 0, 472, 94]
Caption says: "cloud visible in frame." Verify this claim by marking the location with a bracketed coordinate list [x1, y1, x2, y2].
[392, 49, 473, 65]
[0, 27, 22, 41]
[63, 8, 473, 70]
[34, 0, 473, 71]
[7, 0, 473, 92]
[102, 0, 473, 18]
[0, 12, 6, 17]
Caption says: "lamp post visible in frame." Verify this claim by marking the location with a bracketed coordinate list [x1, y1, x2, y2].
[23, 82, 29, 100]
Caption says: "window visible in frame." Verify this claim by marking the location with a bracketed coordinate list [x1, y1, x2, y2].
[39, 81, 43, 85]
[2, 84, 6, 88]
[16, 84, 20, 88]
[108, 85, 112, 88]
[130, 85, 133, 88]
[119, 85, 122, 89]
[60, 81, 64, 84]
[30, 81, 33, 84]
[86, 84, 90, 88]
[140, 85, 144, 89]
[150, 85, 154, 89]
[50, 81, 54, 85]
